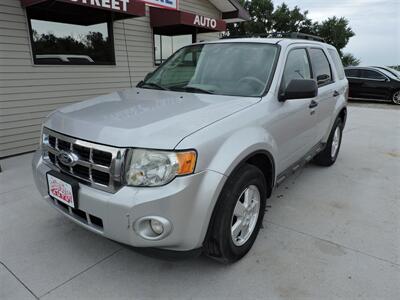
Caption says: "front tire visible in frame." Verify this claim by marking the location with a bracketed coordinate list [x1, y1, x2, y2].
[392, 90, 400, 105]
[203, 164, 267, 263]
[314, 117, 343, 166]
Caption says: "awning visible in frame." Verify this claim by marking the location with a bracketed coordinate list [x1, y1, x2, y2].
[21, 0, 146, 25]
[209, 0, 251, 23]
[150, 7, 227, 36]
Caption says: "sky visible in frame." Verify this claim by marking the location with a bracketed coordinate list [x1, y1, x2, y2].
[273, 0, 400, 66]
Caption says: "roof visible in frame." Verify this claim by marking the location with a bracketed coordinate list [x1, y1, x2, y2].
[344, 66, 380, 70]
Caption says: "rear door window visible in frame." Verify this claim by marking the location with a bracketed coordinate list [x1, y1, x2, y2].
[328, 49, 345, 80]
[309, 48, 332, 86]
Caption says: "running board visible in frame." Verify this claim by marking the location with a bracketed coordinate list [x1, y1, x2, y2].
[275, 143, 325, 187]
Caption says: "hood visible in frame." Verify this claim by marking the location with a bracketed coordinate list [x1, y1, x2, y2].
[45, 88, 259, 149]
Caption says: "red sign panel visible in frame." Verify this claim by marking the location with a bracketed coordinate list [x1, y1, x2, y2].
[150, 7, 226, 32]
[21, 0, 146, 16]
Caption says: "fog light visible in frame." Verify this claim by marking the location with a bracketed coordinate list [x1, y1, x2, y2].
[150, 219, 164, 235]
[134, 216, 172, 241]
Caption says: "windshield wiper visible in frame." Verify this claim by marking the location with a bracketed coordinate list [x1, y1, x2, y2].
[171, 85, 214, 94]
[138, 82, 169, 91]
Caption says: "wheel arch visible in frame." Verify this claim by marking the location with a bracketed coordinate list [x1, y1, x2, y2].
[232, 150, 276, 198]
[203, 150, 275, 257]
[338, 106, 347, 126]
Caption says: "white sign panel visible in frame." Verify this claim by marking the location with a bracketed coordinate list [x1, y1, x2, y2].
[140, 0, 178, 10]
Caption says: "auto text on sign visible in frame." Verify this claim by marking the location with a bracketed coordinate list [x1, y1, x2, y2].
[193, 15, 217, 29]
[68, 0, 131, 12]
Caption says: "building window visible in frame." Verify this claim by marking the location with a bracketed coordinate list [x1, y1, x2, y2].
[154, 34, 194, 65]
[28, 18, 115, 65]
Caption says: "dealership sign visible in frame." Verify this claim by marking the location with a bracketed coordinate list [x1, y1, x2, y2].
[193, 15, 217, 29]
[21, 0, 146, 17]
[140, 0, 178, 10]
[150, 6, 226, 33]
[67, 0, 133, 12]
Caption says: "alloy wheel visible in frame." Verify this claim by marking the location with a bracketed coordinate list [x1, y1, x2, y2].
[331, 126, 341, 159]
[231, 185, 261, 246]
[393, 91, 400, 105]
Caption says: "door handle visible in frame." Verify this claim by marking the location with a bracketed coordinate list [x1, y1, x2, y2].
[333, 90, 340, 97]
[309, 100, 318, 109]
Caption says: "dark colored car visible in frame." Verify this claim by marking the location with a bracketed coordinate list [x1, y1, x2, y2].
[344, 67, 400, 105]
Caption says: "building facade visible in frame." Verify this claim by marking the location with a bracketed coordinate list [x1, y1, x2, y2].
[0, 0, 249, 157]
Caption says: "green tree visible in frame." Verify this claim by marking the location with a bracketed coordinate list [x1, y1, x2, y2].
[226, 0, 274, 36]
[342, 53, 361, 67]
[313, 17, 355, 56]
[226, 0, 359, 63]
[272, 3, 314, 34]
[227, 0, 312, 36]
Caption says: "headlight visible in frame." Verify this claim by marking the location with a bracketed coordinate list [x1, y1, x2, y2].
[39, 126, 48, 148]
[125, 149, 197, 187]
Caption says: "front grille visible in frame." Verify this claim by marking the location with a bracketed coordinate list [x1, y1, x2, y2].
[42, 128, 127, 193]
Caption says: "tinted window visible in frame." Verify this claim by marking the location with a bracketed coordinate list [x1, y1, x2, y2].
[154, 34, 193, 65]
[328, 49, 345, 80]
[282, 48, 311, 89]
[309, 48, 332, 86]
[362, 70, 386, 80]
[29, 19, 114, 65]
[345, 69, 360, 77]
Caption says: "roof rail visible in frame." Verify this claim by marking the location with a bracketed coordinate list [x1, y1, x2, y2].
[221, 32, 326, 43]
[269, 32, 326, 42]
[220, 34, 255, 39]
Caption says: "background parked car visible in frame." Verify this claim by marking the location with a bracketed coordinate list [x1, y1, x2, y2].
[35, 54, 95, 65]
[344, 66, 400, 105]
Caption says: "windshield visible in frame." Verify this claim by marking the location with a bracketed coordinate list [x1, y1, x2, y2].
[377, 67, 400, 79]
[139, 43, 279, 97]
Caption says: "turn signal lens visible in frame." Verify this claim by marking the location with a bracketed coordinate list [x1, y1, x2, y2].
[176, 151, 197, 175]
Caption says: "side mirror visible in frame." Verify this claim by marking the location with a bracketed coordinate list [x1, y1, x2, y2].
[317, 74, 330, 85]
[279, 79, 318, 101]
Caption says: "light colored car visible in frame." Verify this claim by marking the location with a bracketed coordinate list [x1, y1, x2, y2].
[32, 36, 348, 263]
[35, 54, 95, 64]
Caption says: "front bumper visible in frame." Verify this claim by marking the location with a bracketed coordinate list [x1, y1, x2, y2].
[32, 150, 226, 251]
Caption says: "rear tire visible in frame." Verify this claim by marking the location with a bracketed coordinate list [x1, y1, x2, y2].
[314, 118, 343, 166]
[392, 90, 400, 105]
[203, 164, 267, 263]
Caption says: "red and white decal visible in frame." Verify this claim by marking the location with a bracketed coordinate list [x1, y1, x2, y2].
[48, 174, 75, 208]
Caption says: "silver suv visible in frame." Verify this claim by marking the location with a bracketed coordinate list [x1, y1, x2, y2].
[32, 37, 348, 263]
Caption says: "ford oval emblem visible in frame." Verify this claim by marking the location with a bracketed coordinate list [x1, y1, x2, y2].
[57, 151, 78, 167]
